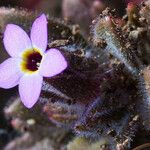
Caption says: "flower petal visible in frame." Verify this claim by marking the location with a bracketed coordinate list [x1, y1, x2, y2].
[0, 58, 23, 89]
[30, 14, 48, 52]
[3, 24, 32, 57]
[19, 74, 43, 108]
[39, 48, 67, 77]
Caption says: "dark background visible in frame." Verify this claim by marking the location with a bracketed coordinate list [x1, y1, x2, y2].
[0, 0, 144, 149]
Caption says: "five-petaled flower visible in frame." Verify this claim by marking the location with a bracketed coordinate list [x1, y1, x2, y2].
[0, 14, 67, 108]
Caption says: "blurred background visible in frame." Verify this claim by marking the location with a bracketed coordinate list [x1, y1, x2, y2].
[0, 0, 127, 37]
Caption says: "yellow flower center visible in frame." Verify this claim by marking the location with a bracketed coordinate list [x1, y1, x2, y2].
[21, 49, 42, 74]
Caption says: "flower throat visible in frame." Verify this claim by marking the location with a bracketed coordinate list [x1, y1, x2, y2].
[21, 49, 42, 73]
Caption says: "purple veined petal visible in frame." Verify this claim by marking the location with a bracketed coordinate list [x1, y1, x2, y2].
[30, 14, 48, 53]
[0, 58, 23, 89]
[39, 48, 68, 77]
[19, 73, 43, 108]
[3, 24, 32, 57]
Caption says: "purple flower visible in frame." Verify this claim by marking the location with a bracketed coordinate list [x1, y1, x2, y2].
[0, 14, 67, 108]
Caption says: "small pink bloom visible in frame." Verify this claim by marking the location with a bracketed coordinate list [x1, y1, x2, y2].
[0, 14, 67, 108]
[125, 0, 143, 5]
